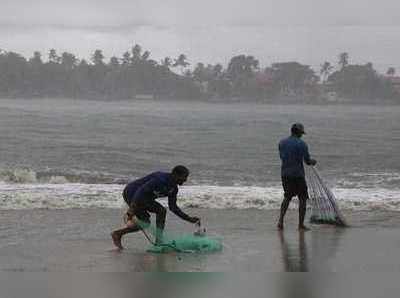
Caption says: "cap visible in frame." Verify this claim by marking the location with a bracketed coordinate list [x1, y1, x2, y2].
[291, 123, 306, 134]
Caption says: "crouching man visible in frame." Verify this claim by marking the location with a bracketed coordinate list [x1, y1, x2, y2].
[111, 165, 200, 249]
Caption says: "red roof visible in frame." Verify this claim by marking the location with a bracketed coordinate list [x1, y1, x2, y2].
[255, 72, 274, 85]
[386, 76, 400, 84]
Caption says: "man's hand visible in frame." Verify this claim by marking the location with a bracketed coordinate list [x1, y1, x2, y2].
[123, 211, 133, 223]
[309, 159, 317, 166]
[189, 216, 201, 225]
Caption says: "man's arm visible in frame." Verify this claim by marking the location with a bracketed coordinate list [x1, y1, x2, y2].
[168, 189, 199, 223]
[278, 141, 284, 160]
[303, 142, 317, 166]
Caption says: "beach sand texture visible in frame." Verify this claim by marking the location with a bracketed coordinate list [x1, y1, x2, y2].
[1, 208, 400, 272]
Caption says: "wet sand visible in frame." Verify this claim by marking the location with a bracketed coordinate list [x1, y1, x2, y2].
[1, 208, 400, 272]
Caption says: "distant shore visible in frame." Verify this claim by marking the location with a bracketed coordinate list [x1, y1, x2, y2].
[1, 96, 399, 105]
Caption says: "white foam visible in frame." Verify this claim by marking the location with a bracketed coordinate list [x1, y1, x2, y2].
[335, 172, 400, 189]
[0, 184, 124, 210]
[0, 183, 400, 211]
[0, 169, 38, 184]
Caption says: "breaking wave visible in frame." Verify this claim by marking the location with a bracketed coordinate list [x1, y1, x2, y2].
[0, 168, 126, 185]
[1, 168, 399, 211]
[0, 183, 399, 211]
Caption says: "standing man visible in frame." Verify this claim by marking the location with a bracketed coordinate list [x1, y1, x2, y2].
[277, 123, 317, 231]
[111, 165, 200, 250]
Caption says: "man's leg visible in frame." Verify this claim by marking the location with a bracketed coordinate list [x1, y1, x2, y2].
[298, 177, 310, 231]
[111, 204, 150, 250]
[111, 217, 142, 250]
[298, 196, 309, 231]
[278, 195, 292, 230]
[147, 201, 167, 244]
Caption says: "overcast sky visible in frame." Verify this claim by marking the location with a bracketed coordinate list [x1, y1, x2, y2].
[1, 0, 400, 72]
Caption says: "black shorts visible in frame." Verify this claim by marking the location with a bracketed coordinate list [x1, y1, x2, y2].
[281, 176, 309, 200]
[122, 188, 164, 223]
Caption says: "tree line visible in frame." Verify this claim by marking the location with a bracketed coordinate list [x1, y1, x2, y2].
[0, 45, 398, 101]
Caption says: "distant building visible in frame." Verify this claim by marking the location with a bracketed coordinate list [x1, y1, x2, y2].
[135, 94, 155, 100]
[386, 76, 400, 94]
[255, 71, 274, 87]
[321, 82, 342, 102]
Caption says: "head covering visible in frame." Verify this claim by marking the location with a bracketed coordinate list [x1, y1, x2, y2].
[291, 123, 306, 135]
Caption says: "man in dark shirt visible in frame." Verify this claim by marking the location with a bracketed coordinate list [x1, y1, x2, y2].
[111, 165, 200, 249]
[278, 123, 317, 231]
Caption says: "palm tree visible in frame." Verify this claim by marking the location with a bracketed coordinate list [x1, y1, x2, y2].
[48, 49, 60, 64]
[122, 51, 131, 65]
[161, 57, 172, 69]
[338, 52, 349, 70]
[193, 62, 206, 81]
[29, 51, 43, 65]
[109, 56, 120, 68]
[91, 49, 105, 66]
[320, 61, 333, 83]
[386, 67, 396, 77]
[245, 56, 259, 72]
[213, 64, 223, 78]
[173, 54, 190, 75]
[141, 50, 150, 61]
[61, 52, 77, 70]
[131, 44, 142, 63]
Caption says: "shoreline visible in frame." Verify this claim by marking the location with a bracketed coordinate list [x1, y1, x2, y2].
[0, 96, 399, 106]
[1, 208, 400, 272]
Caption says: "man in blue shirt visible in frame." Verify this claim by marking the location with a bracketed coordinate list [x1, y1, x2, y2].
[278, 123, 317, 231]
[111, 165, 200, 249]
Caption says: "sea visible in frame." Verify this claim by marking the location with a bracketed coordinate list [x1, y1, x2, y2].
[0, 98, 399, 211]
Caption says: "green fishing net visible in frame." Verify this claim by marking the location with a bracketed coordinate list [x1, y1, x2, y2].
[147, 235, 223, 254]
[137, 220, 223, 254]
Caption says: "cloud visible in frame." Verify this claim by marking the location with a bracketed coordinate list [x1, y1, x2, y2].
[1, 0, 400, 29]
[0, 22, 156, 34]
[1, 0, 400, 73]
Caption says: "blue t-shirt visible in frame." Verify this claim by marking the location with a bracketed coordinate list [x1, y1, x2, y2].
[124, 171, 191, 221]
[279, 136, 312, 178]
[124, 172, 177, 204]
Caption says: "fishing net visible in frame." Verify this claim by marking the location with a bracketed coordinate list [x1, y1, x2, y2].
[136, 220, 223, 254]
[306, 167, 347, 227]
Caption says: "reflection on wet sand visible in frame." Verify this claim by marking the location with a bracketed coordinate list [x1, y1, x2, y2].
[311, 227, 346, 271]
[278, 227, 346, 272]
[278, 230, 309, 272]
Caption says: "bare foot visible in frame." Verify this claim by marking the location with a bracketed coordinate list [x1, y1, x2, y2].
[277, 222, 284, 230]
[298, 225, 310, 231]
[111, 231, 124, 250]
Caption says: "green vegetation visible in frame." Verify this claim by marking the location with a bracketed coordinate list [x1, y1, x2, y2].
[0, 46, 398, 102]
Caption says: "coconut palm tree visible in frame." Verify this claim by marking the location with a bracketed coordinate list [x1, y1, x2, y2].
[131, 44, 142, 63]
[320, 61, 333, 83]
[91, 49, 105, 66]
[48, 49, 60, 64]
[338, 52, 349, 70]
[386, 67, 396, 76]
[173, 54, 190, 75]
[122, 51, 131, 65]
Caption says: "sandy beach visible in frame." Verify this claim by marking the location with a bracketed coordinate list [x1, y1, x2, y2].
[1, 208, 400, 272]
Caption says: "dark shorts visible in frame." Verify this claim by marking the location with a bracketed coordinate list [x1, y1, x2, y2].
[122, 188, 164, 223]
[281, 176, 309, 200]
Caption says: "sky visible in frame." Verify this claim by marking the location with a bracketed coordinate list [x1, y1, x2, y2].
[1, 0, 400, 73]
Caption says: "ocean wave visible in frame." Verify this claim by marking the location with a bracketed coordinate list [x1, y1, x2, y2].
[0, 168, 126, 185]
[335, 172, 400, 189]
[2, 168, 400, 191]
[0, 183, 399, 211]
